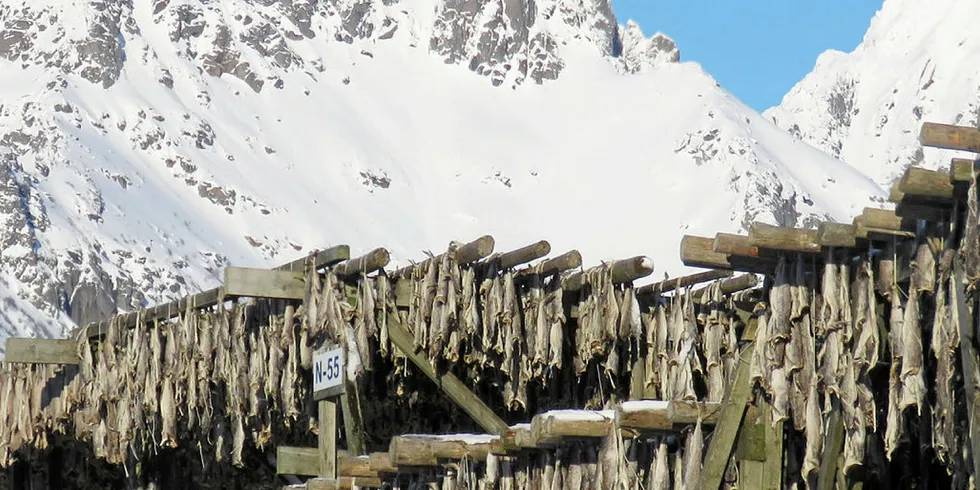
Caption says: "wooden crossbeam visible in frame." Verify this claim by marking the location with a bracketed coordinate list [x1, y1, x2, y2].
[898, 167, 954, 201]
[563, 256, 654, 291]
[636, 269, 733, 296]
[616, 400, 722, 430]
[682, 235, 733, 269]
[951, 158, 980, 183]
[3, 338, 79, 364]
[331, 248, 390, 277]
[919, 122, 980, 153]
[714, 233, 762, 257]
[224, 267, 305, 300]
[492, 240, 551, 270]
[748, 222, 820, 253]
[83, 245, 349, 337]
[387, 317, 508, 435]
[277, 446, 320, 476]
[515, 250, 582, 278]
[388, 435, 497, 466]
[816, 222, 857, 248]
[392, 235, 495, 277]
[692, 273, 761, 297]
[530, 410, 615, 446]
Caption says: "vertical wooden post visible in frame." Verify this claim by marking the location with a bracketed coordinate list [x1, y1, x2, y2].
[340, 385, 366, 456]
[319, 400, 338, 479]
[817, 396, 845, 490]
[952, 261, 980, 480]
[699, 342, 755, 490]
[762, 399, 784, 490]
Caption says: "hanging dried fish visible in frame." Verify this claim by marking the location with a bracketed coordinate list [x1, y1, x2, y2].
[931, 252, 958, 466]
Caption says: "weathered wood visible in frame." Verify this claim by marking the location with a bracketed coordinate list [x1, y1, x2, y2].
[455, 235, 496, 264]
[319, 400, 337, 478]
[389, 435, 497, 466]
[691, 273, 761, 297]
[489, 424, 537, 453]
[889, 181, 905, 202]
[748, 222, 820, 253]
[277, 446, 320, 476]
[369, 452, 398, 473]
[636, 269, 733, 296]
[919, 122, 980, 152]
[306, 478, 340, 490]
[83, 246, 349, 337]
[682, 235, 733, 269]
[817, 397, 845, 490]
[616, 400, 722, 430]
[895, 199, 954, 222]
[735, 406, 765, 462]
[3, 338, 79, 365]
[331, 248, 390, 277]
[699, 343, 755, 490]
[951, 158, 980, 183]
[952, 260, 980, 481]
[339, 382, 366, 456]
[714, 233, 761, 257]
[531, 410, 615, 446]
[562, 256, 654, 291]
[493, 240, 551, 269]
[516, 250, 583, 278]
[899, 166, 955, 201]
[862, 208, 903, 230]
[224, 266, 305, 300]
[388, 316, 509, 434]
[337, 453, 373, 478]
[816, 222, 857, 248]
[762, 399, 784, 490]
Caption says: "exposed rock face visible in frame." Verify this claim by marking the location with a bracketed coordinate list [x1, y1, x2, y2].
[765, 0, 980, 187]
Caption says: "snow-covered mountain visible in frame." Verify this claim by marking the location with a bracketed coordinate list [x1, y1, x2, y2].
[0, 0, 883, 349]
[765, 0, 980, 188]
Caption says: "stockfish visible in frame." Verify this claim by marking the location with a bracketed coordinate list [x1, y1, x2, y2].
[931, 251, 958, 466]
[702, 282, 727, 403]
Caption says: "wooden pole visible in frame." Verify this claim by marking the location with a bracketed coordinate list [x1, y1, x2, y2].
[319, 400, 337, 479]
[682, 235, 732, 269]
[919, 122, 980, 152]
[713, 233, 761, 257]
[691, 273, 760, 297]
[817, 397, 845, 490]
[636, 269, 732, 295]
[562, 256, 654, 291]
[492, 240, 551, 270]
[898, 166, 955, 201]
[748, 222, 820, 253]
[332, 248, 390, 277]
[699, 342, 755, 490]
[515, 250, 582, 278]
[392, 235, 495, 277]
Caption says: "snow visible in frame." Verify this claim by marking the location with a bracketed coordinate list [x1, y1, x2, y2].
[0, 0, 887, 351]
[766, 0, 980, 188]
[402, 433, 500, 444]
[545, 409, 615, 422]
[620, 400, 670, 413]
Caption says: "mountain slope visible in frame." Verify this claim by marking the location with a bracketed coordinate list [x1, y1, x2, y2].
[0, 0, 883, 349]
[765, 0, 980, 187]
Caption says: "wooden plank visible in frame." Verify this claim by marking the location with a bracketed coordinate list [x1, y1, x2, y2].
[952, 260, 980, 481]
[277, 446, 320, 476]
[762, 399, 783, 490]
[224, 266, 305, 299]
[682, 235, 733, 269]
[493, 240, 551, 270]
[306, 478, 340, 490]
[699, 342, 755, 490]
[748, 222, 820, 253]
[277, 245, 351, 272]
[862, 208, 904, 230]
[387, 316, 509, 435]
[734, 406, 765, 462]
[919, 122, 980, 152]
[950, 158, 979, 183]
[339, 381, 366, 456]
[898, 166, 954, 201]
[563, 256, 654, 291]
[3, 338, 79, 365]
[636, 269, 733, 296]
[816, 222, 857, 248]
[332, 248, 390, 277]
[817, 397, 845, 490]
[319, 400, 337, 478]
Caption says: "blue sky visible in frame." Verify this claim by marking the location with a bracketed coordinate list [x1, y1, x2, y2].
[611, 1, 884, 111]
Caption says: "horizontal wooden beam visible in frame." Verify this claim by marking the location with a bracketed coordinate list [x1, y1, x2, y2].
[224, 266, 305, 300]
[919, 122, 980, 153]
[692, 273, 760, 297]
[816, 222, 857, 248]
[889, 181, 905, 202]
[636, 269, 733, 296]
[388, 434, 497, 466]
[277, 446, 319, 476]
[392, 235, 495, 277]
[898, 166, 954, 201]
[492, 240, 551, 270]
[83, 245, 349, 337]
[951, 158, 980, 183]
[682, 235, 733, 269]
[531, 410, 615, 446]
[562, 256, 654, 291]
[331, 248, 390, 277]
[3, 338, 79, 365]
[748, 222, 820, 254]
[616, 400, 721, 430]
[714, 233, 762, 257]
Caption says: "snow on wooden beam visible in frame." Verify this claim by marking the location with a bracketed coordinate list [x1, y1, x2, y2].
[331, 247, 390, 277]
[492, 240, 551, 270]
[615, 400, 722, 430]
[530, 409, 615, 446]
[635, 269, 733, 296]
[224, 266, 305, 300]
[815, 222, 857, 248]
[3, 338, 79, 365]
[748, 222, 820, 254]
[388, 434, 498, 466]
[919, 122, 980, 153]
[898, 166, 955, 202]
[562, 256, 654, 291]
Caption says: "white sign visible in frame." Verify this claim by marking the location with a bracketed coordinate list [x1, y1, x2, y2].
[312, 345, 345, 399]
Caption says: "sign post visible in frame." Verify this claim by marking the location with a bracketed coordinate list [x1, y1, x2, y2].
[313, 345, 346, 480]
